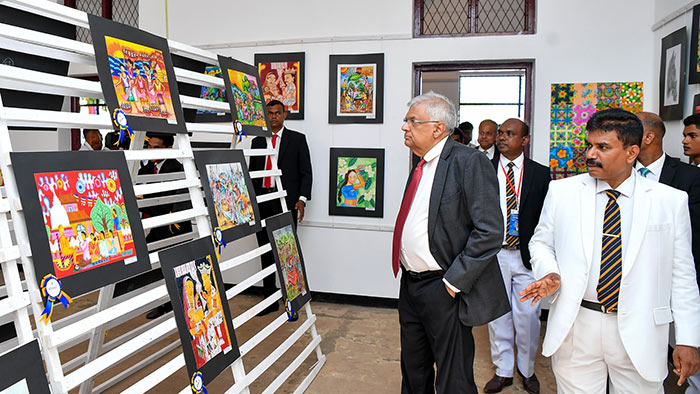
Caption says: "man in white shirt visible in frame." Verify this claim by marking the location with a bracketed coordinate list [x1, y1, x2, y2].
[393, 92, 507, 393]
[79, 129, 102, 151]
[478, 119, 499, 160]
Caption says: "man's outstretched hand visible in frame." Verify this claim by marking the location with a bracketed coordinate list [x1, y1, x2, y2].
[519, 273, 561, 306]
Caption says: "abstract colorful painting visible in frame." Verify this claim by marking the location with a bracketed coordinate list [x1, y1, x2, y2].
[194, 150, 261, 243]
[549, 82, 644, 179]
[255, 52, 305, 119]
[329, 148, 385, 217]
[329, 53, 384, 124]
[11, 151, 150, 298]
[218, 56, 271, 137]
[0, 341, 50, 394]
[89, 14, 186, 133]
[265, 212, 311, 313]
[197, 66, 227, 115]
[159, 237, 240, 385]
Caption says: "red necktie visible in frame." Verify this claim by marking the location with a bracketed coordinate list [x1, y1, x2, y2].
[391, 159, 426, 277]
[152, 164, 158, 174]
[264, 134, 279, 188]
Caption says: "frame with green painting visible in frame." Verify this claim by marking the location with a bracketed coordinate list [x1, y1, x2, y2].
[328, 148, 384, 218]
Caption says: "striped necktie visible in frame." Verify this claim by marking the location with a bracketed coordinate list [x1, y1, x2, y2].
[505, 162, 519, 248]
[597, 189, 622, 312]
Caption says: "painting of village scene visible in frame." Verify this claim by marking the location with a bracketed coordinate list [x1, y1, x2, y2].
[34, 169, 136, 278]
[205, 162, 255, 230]
[272, 225, 307, 302]
[337, 64, 376, 117]
[227, 69, 266, 127]
[173, 255, 233, 369]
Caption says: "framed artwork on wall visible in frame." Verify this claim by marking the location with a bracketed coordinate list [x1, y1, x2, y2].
[10, 151, 150, 299]
[328, 148, 385, 217]
[659, 27, 687, 121]
[218, 55, 272, 137]
[254, 52, 305, 119]
[0, 340, 51, 394]
[159, 237, 240, 386]
[193, 149, 261, 243]
[328, 53, 384, 124]
[88, 14, 187, 134]
[691, 4, 700, 84]
[172, 55, 231, 124]
[265, 212, 311, 314]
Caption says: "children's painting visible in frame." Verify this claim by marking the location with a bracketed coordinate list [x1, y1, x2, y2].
[197, 66, 227, 115]
[11, 151, 150, 298]
[173, 255, 233, 369]
[218, 56, 271, 137]
[0, 341, 50, 394]
[34, 169, 136, 278]
[205, 162, 255, 230]
[329, 53, 384, 124]
[272, 224, 308, 302]
[328, 148, 385, 218]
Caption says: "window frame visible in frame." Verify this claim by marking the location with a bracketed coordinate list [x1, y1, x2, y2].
[458, 72, 526, 121]
[413, 0, 536, 38]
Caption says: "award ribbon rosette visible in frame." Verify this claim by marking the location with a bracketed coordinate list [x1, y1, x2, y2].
[285, 299, 297, 322]
[40, 274, 72, 324]
[234, 120, 247, 143]
[213, 227, 227, 260]
[190, 371, 207, 394]
[112, 108, 134, 145]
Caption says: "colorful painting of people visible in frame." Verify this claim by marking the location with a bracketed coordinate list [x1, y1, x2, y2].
[336, 157, 377, 210]
[258, 61, 301, 114]
[173, 256, 232, 368]
[35, 170, 136, 279]
[272, 225, 307, 301]
[198, 66, 227, 114]
[205, 162, 255, 230]
[227, 69, 266, 127]
[337, 64, 375, 116]
[105, 36, 176, 120]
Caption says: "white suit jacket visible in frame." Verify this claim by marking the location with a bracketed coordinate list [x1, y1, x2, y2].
[529, 172, 700, 382]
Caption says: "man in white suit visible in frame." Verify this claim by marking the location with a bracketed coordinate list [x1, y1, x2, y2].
[520, 108, 700, 393]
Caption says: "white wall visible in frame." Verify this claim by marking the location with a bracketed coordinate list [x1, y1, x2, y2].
[140, 0, 657, 298]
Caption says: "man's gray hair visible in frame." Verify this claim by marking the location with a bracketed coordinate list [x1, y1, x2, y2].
[407, 91, 457, 131]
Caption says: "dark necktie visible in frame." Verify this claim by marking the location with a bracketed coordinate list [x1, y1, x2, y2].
[597, 189, 622, 312]
[264, 133, 279, 188]
[391, 159, 426, 277]
[505, 162, 519, 248]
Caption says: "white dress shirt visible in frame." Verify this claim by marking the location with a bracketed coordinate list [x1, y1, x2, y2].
[480, 145, 496, 160]
[79, 141, 94, 151]
[497, 153, 524, 245]
[264, 127, 307, 202]
[583, 170, 635, 302]
[634, 154, 665, 182]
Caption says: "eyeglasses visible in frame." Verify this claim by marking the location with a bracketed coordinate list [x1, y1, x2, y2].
[403, 118, 442, 126]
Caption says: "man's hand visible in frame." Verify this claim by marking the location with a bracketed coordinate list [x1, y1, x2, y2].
[673, 345, 700, 386]
[295, 200, 305, 223]
[519, 273, 561, 306]
[445, 284, 456, 298]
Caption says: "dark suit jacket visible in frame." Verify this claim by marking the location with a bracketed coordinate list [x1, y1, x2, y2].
[405, 137, 509, 326]
[491, 154, 551, 269]
[249, 128, 313, 211]
[658, 154, 700, 285]
[138, 159, 192, 242]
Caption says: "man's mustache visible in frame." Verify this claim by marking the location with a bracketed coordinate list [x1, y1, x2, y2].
[586, 159, 603, 168]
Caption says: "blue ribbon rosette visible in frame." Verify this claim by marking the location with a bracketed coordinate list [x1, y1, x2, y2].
[40, 274, 72, 324]
[285, 299, 297, 322]
[213, 227, 227, 260]
[190, 371, 207, 394]
[112, 108, 134, 145]
[234, 120, 247, 143]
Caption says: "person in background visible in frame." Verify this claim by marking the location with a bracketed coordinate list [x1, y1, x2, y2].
[478, 119, 500, 160]
[683, 114, 700, 167]
[80, 128, 103, 151]
[451, 127, 465, 144]
[458, 121, 477, 148]
[104, 131, 131, 150]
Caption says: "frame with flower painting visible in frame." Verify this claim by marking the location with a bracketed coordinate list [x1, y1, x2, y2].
[328, 148, 384, 217]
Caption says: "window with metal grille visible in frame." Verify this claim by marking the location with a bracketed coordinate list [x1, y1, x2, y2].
[73, 0, 139, 44]
[414, 0, 535, 37]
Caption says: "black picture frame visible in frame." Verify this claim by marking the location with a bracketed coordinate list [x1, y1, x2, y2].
[328, 148, 385, 218]
[254, 52, 305, 120]
[218, 55, 272, 137]
[88, 14, 187, 134]
[193, 149, 261, 243]
[10, 151, 151, 298]
[691, 5, 700, 84]
[158, 237, 240, 385]
[0, 340, 51, 394]
[265, 212, 311, 314]
[172, 54, 232, 124]
[328, 53, 384, 124]
[659, 27, 687, 120]
[694, 94, 700, 114]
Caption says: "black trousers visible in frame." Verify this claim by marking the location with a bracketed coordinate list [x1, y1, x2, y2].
[399, 272, 477, 394]
[254, 193, 297, 298]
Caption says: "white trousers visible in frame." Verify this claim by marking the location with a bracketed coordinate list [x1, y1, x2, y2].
[552, 307, 663, 394]
[487, 249, 541, 378]
[687, 350, 700, 394]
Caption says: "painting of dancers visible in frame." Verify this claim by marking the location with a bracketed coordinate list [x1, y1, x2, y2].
[255, 52, 305, 119]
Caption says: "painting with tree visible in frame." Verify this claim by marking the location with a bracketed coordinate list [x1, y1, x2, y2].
[218, 55, 272, 137]
[328, 148, 385, 217]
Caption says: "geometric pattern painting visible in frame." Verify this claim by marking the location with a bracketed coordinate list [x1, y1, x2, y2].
[549, 82, 643, 179]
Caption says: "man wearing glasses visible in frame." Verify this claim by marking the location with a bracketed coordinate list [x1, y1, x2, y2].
[393, 91, 508, 393]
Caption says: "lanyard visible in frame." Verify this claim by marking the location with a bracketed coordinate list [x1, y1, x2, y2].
[500, 160, 523, 204]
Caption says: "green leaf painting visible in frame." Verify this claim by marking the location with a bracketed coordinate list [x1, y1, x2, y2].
[336, 156, 377, 210]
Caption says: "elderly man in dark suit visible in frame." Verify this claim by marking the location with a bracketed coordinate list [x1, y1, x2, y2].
[393, 91, 509, 394]
[249, 99, 312, 315]
[485, 119, 550, 394]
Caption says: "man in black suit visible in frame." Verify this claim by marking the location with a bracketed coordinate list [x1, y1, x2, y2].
[484, 119, 550, 394]
[249, 100, 312, 315]
[394, 92, 508, 393]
